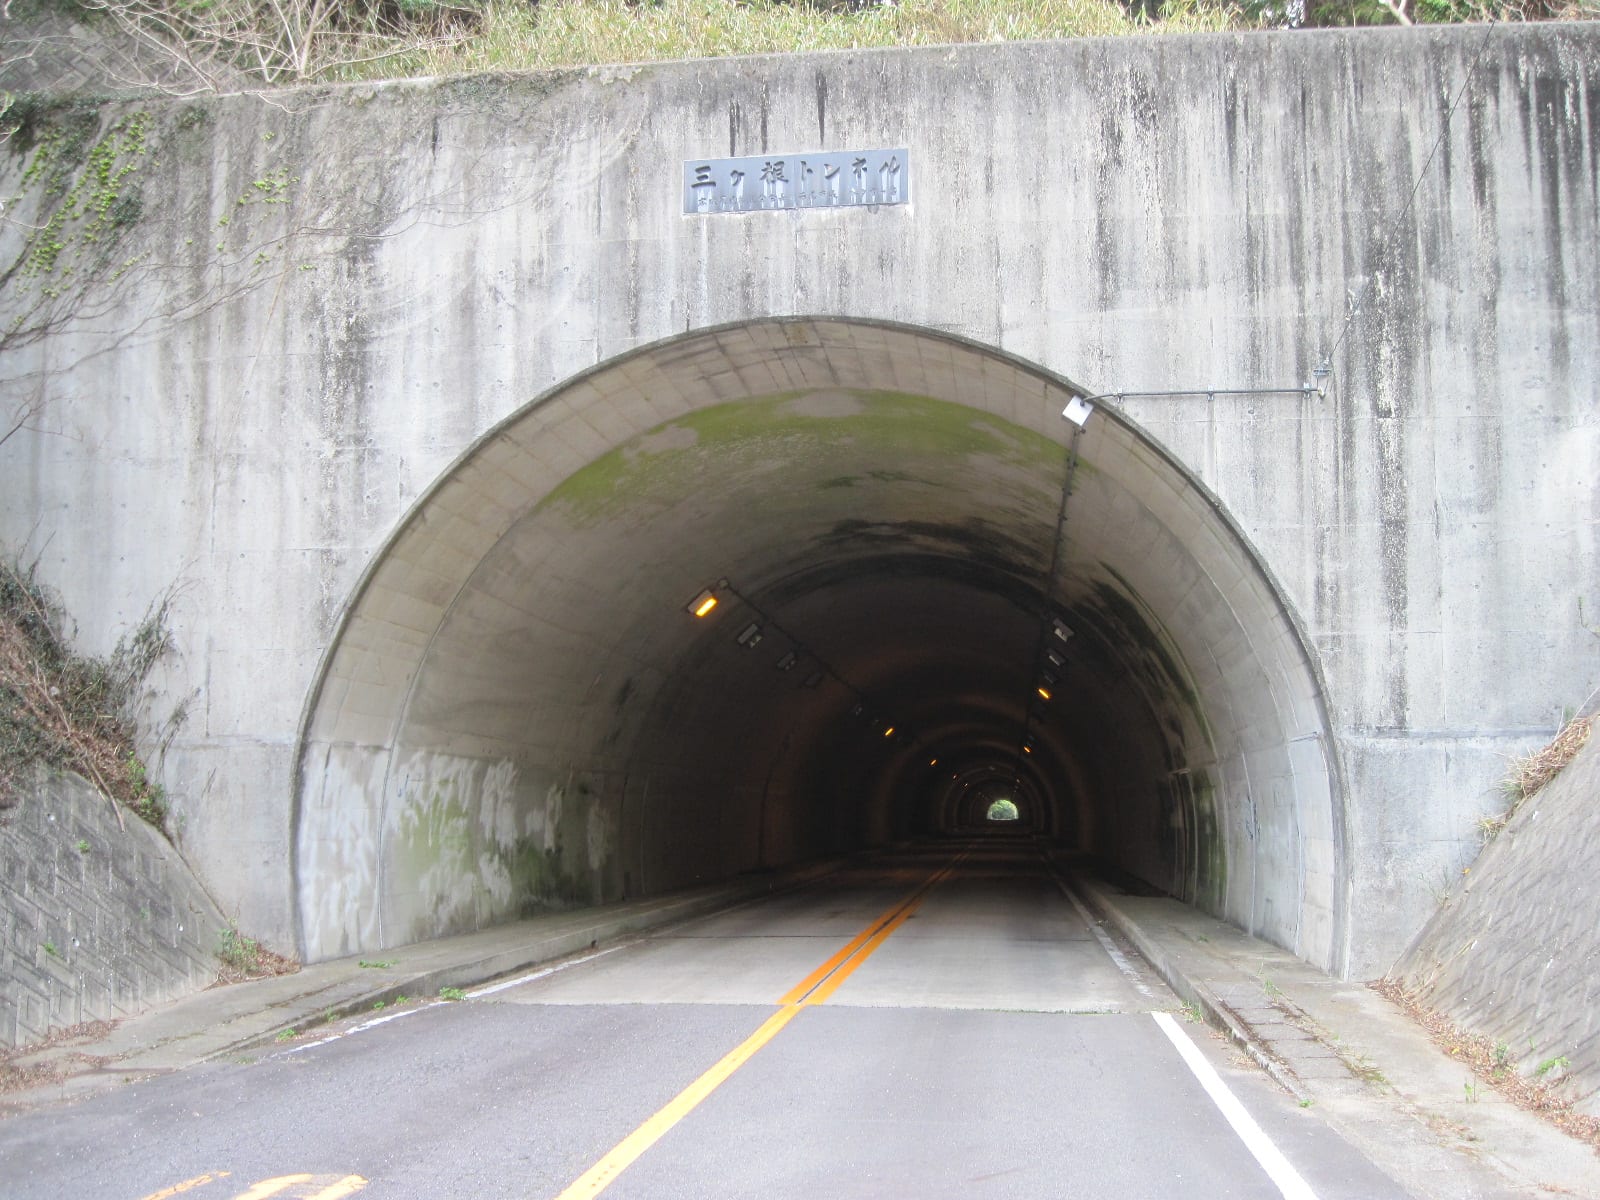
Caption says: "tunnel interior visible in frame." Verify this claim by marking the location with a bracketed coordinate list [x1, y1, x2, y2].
[294, 319, 1346, 972]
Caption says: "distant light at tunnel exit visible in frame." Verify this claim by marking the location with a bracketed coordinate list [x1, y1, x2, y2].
[987, 798, 1021, 822]
[687, 588, 718, 618]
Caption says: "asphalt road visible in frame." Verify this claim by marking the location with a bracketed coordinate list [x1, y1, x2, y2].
[0, 842, 1409, 1199]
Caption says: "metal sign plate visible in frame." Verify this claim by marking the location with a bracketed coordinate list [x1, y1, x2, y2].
[684, 148, 910, 214]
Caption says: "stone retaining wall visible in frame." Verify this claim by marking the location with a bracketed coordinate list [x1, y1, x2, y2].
[0, 771, 226, 1049]
[1394, 726, 1600, 1117]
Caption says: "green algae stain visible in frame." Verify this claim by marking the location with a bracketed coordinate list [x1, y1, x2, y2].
[390, 787, 473, 895]
[499, 834, 589, 912]
[535, 390, 1068, 526]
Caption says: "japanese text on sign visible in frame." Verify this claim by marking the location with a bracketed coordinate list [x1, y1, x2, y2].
[684, 149, 910, 214]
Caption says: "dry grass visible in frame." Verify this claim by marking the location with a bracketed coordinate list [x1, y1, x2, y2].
[1480, 714, 1594, 840]
[1373, 978, 1600, 1152]
[0, 1020, 118, 1096]
[0, 557, 175, 829]
[353, 0, 1249, 79]
[1505, 714, 1593, 804]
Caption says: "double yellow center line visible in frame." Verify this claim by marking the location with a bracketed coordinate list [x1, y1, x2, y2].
[553, 854, 965, 1200]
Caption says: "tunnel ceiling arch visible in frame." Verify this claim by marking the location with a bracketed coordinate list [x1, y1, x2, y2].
[294, 318, 1346, 972]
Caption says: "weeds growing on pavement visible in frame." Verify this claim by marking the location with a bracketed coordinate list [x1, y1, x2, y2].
[1373, 978, 1600, 1151]
[214, 920, 299, 986]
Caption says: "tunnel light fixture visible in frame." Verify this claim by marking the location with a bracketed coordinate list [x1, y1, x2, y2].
[1045, 649, 1065, 670]
[929, 757, 939, 766]
[1036, 685, 1052, 702]
[736, 621, 764, 648]
[801, 670, 824, 689]
[1051, 617, 1074, 644]
[883, 726, 896, 738]
[775, 650, 798, 672]
[687, 588, 719, 618]
[1062, 395, 1095, 428]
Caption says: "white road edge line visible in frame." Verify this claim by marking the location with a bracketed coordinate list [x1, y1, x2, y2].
[1056, 880, 1157, 999]
[277, 942, 632, 1057]
[1152, 1010, 1320, 1200]
[464, 942, 627, 999]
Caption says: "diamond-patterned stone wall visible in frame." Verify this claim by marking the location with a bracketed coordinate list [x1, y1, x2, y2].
[1395, 728, 1600, 1117]
[0, 770, 226, 1049]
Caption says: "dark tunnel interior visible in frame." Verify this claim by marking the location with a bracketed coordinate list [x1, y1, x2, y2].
[293, 319, 1347, 973]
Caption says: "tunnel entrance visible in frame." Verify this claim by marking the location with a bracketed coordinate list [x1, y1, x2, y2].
[292, 319, 1347, 973]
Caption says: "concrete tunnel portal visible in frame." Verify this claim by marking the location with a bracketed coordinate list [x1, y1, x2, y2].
[292, 318, 1349, 975]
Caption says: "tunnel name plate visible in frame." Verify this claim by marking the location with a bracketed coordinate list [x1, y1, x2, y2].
[684, 149, 910, 214]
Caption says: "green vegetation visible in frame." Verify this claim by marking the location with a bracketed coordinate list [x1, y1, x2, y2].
[439, 986, 467, 1001]
[216, 920, 300, 982]
[6, 108, 149, 301]
[218, 923, 265, 974]
[358, 959, 398, 969]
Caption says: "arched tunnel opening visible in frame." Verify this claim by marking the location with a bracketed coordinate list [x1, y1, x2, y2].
[292, 319, 1349, 975]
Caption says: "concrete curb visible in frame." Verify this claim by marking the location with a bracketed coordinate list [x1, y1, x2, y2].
[1071, 875, 1310, 1104]
[216, 858, 851, 1058]
[2, 858, 849, 1115]
[234, 872, 816, 1055]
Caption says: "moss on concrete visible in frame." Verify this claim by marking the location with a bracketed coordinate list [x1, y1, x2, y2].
[537, 390, 1066, 526]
